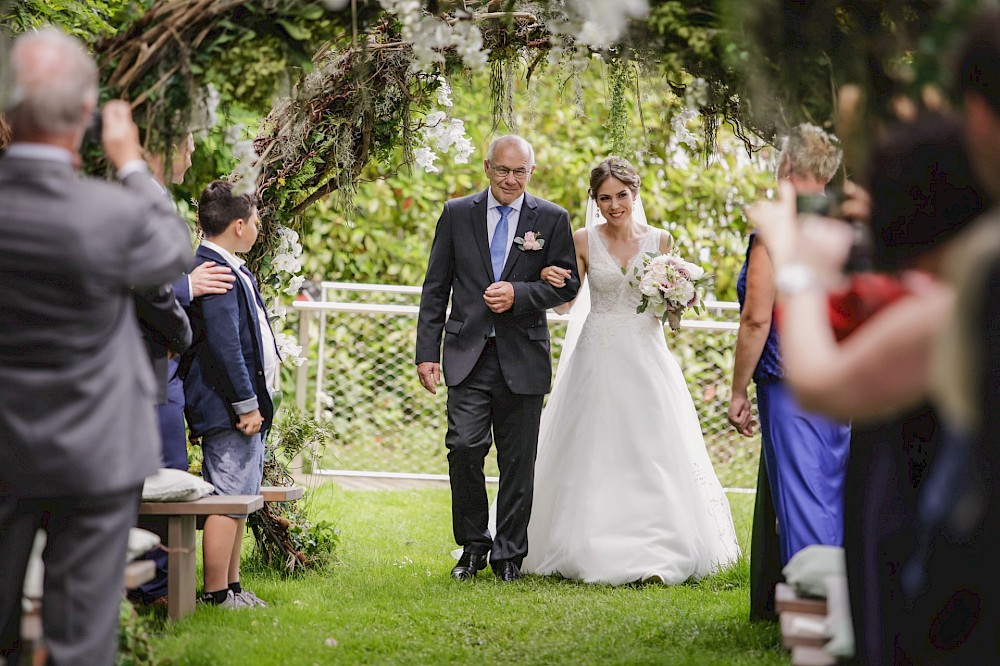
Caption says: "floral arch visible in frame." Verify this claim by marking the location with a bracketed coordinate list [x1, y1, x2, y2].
[0, 0, 960, 569]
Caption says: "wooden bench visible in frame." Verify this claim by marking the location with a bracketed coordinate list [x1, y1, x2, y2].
[139, 494, 263, 620]
[260, 485, 304, 502]
[123, 559, 157, 590]
[789, 646, 837, 666]
[776, 582, 827, 615]
[776, 583, 831, 665]
[776, 578, 850, 666]
[781, 612, 828, 649]
[20, 558, 158, 665]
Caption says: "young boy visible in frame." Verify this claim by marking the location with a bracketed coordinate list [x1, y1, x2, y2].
[183, 180, 279, 609]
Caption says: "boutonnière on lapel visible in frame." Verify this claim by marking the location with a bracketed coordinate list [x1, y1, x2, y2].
[514, 231, 545, 251]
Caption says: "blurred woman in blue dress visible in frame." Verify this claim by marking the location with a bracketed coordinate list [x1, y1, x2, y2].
[728, 124, 852, 620]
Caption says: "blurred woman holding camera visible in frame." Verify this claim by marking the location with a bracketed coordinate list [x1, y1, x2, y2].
[728, 124, 852, 621]
[750, 112, 989, 664]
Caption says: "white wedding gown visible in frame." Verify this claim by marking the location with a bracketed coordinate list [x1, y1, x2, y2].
[520, 225, 741, 585]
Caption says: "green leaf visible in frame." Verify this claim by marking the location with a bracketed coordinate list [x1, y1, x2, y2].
[276, 18, 311, 41]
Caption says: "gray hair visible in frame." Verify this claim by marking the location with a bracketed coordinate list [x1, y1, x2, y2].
[777, 123, 842, 183]
[3, 28, 99, 136]
[486, 135, 535, 166]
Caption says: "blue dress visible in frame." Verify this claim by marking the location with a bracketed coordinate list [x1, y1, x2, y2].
[737, 234, 851, 565]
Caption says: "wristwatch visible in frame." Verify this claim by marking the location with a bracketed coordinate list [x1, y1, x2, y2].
[775, 263, 820, 295]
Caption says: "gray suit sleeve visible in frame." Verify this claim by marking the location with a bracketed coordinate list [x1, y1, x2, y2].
[120, 169, 194, 288]
[415, 202, 455, 364]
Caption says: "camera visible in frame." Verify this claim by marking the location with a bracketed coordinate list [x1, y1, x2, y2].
[795, 190, 843, 219]
[796, 189, 872, 273]
[82, 108, 102, 146]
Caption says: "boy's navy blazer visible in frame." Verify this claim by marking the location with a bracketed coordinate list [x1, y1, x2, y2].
[182, 244, 276, 438]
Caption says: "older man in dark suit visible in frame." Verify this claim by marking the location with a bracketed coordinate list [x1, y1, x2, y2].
[0, 29, 192, 665]
[416, 135, 579, 582]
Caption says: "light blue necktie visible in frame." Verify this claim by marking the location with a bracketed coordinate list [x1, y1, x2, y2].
[491, 205, 512, 281]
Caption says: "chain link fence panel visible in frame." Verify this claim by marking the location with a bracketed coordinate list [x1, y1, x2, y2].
[293, 284, 760, 490]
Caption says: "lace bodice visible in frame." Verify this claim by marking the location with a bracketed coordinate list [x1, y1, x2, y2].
[587, 224, 661, 316]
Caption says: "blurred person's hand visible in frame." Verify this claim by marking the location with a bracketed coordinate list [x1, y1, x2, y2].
[840, 180, 872, 223]
[727, 393, 754, 437]
[100, 100, 143, 170]
[748, 180, 853, 286]
[746, 181, 798, 267]
[190, 261, 236, 297]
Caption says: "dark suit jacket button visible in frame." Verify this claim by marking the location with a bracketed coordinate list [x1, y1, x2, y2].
[257, 371, 263, 376]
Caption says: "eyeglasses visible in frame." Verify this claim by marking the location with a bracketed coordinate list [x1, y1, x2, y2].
[490, 164, 531, 179]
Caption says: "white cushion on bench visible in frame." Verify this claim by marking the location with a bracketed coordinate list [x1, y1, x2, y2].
[22, 530, 46, 601]
[782, 545, 846, 599]
[142, 468, 214, 502]
[127, 528, 161, 561]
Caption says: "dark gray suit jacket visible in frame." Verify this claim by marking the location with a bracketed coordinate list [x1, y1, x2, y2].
[416, 189, 579, 394]
[0, 155, 193, 497]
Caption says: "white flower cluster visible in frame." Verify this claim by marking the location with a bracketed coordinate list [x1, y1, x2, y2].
[451, 18, 488, 70]
[435, 75, 452, 107]
[225, 125, 260, 197]
[414, 93, 475, 173]
[686, 77, 709, 108]
[273, 226, 306, 296]
[671, 106, 700, 152]
[275, 332, 306, 367]
[569, 0, 650, 49]
[665, 79, 707, 166]
[378, 0, 489, 73]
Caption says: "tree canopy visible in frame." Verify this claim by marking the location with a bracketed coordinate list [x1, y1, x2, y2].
[1, 0, 990, 286]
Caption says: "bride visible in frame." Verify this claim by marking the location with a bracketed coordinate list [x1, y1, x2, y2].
[522, 156, 740, 585]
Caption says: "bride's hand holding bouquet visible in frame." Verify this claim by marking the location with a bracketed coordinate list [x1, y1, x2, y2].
[629, 252, 710, 330]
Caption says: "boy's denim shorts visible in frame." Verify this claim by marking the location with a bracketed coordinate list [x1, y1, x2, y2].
[201, 428, 265, 519]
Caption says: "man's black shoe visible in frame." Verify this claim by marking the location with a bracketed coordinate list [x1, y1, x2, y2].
[492, 559, 523, 582]
[451, 550, 488, 580]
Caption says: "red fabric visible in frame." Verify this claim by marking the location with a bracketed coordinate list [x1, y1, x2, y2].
[826, 273, 909, 341]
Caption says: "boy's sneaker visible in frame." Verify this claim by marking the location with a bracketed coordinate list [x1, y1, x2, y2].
[236, 589, 268, 608]
[197, 590, 253, 610]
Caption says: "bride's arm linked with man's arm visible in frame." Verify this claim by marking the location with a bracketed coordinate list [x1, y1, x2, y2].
[540, 227, 590, 315]
[504, 203, 580, 315]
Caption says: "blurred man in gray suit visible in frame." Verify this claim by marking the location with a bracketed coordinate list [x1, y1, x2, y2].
[0, 29, 192, 665]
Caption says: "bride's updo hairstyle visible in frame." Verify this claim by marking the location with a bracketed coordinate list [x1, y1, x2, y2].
[589, 156, 640, 199]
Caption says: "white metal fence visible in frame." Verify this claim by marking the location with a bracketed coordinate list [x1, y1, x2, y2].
[292, 282, 760, 490]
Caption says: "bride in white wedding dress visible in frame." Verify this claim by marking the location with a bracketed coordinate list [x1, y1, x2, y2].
[521, 157, 740, 585]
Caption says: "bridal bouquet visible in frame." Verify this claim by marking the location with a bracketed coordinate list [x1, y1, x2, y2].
[627, 252, 710, 330]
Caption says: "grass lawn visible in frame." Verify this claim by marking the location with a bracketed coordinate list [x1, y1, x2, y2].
[146, 484, 786, 665]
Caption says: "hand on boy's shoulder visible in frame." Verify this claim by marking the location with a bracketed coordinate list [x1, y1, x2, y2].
[190, 261, 236, 298]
